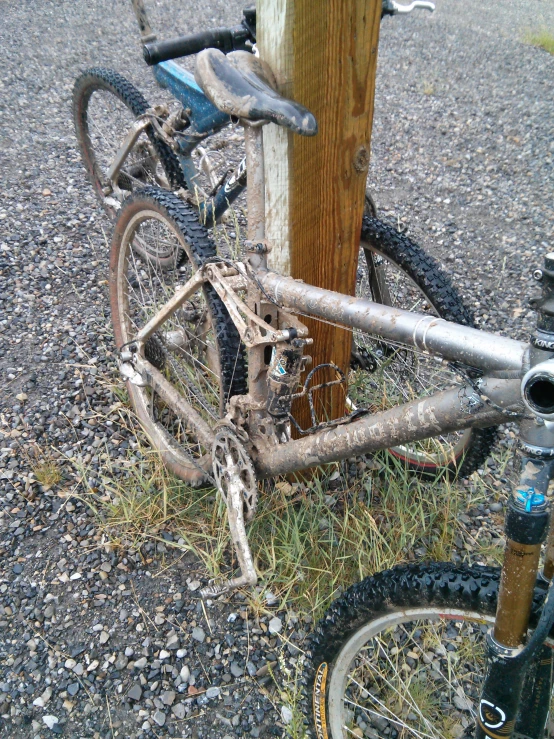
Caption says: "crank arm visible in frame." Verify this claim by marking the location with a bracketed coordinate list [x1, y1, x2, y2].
[200, 475, 258, 598]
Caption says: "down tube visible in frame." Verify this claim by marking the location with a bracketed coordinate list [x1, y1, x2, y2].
[255, 378, 524, 478]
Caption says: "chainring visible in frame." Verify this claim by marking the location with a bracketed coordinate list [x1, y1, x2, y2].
[212, 427, 257, 522]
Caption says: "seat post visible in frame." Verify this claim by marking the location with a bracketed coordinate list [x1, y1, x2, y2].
[130, 0, 157, 43]
[243, 121, 266, 267]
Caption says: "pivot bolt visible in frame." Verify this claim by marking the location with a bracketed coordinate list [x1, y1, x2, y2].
[533, 269, 543, 281]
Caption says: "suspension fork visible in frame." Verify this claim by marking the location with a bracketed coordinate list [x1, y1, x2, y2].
[477, 254, 554, 739]
[476, 441, 552, 739]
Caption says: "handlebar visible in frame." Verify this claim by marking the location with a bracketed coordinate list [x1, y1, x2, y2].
[143, 24, 252, 66]
[382, 0, 435, 16]
[139, 1, 434, 67]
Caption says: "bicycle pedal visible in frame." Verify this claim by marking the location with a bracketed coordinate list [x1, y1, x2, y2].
[200, 573, 257, 600]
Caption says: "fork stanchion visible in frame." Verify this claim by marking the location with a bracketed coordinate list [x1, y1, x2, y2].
[493, 457, 550, 649]
[541, 511, 554, 581]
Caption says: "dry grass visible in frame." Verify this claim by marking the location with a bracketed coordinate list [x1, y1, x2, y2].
[68, 392, 510, 739]
[24, 443, 63, 489]
[75, 414, 472, 622]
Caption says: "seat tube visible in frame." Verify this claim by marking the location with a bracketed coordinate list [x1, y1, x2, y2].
[243, 122, 266, 256]
[130, 0, 156, 43]
[242, 120, 269, 407]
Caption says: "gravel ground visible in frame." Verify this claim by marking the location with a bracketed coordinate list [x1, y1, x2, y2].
[1, 1, 553, 737]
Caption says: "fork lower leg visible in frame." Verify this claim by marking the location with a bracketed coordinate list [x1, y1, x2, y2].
[476, 423, 552, 739]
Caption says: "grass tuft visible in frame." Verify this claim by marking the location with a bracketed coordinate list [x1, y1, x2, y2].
[79, 433, 469, 622]
[524, 29, 554, 55]
[25, 443, 63, 489]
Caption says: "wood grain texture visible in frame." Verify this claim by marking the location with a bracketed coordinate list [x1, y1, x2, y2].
[258, 0, 294, 276]
[259, 0, 381, 426]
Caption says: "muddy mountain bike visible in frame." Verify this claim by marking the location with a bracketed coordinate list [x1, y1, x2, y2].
[103, 36, 554, 739]
[75, 0, 498, 477]
[106, 43, 554, 738]
[73, 0, 433, 223]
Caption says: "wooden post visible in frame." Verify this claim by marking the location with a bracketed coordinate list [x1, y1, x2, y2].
[258, 0, 382, 428]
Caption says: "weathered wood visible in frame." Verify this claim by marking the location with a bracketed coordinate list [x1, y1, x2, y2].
[258, 0, 382, 426]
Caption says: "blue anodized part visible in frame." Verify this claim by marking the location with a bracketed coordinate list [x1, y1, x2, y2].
[516, 487, 547, 512]
[152, 61, 231, 190]
[152, 61, 230, 136]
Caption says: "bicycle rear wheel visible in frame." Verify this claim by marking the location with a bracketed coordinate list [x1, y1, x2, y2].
[110, 187, 246, 484]
[302, 563, 552, 739]
[73, 68, 185, 218]
[352, 217, 496, 477]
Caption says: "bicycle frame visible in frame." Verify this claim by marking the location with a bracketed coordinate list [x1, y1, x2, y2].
[126, 255, 527, 471]
[152, 61, 247, 223]
[118, 113, 554, 736]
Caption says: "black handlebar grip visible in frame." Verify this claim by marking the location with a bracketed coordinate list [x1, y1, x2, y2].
[143, 27, 249, 66]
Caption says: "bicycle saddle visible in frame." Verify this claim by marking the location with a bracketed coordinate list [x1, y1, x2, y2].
[195, 49, 317, 136]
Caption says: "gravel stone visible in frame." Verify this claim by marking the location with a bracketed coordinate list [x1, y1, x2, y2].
[172, 703, 186, 719]
[153, 710, 166, 727]
[281, 706, 293, 725]
[166, 633, 180, 649]
[162, 690, 176, 706]
[127, 684, 142, 702]
[179, 664, 191, 683]
[0, 2, 552, 738]
[230, 662, 244, 678]
[191, 626, 206, 643]
[268, 616, 283, 634]
[33, 686, 52, 707]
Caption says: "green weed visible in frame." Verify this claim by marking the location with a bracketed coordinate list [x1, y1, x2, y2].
[524, 29, 554, 55]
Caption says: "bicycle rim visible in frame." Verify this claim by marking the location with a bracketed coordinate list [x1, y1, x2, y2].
[84, 89, 169, 209]
[113, 209, 223, 467]
[327, 606, 511, 739]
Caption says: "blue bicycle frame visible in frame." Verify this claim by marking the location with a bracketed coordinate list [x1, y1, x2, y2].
[153, 61, 247, 224]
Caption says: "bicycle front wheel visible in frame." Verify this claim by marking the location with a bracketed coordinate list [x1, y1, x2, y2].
[352, 217, 496, 477]
[110, 187, 246, 484]
[303, 563, 551, 739]
[73, 68, 184, 218]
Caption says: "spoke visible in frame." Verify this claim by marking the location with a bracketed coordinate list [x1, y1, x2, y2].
[343, 689, 436, 739]
[88, 91, 163, 190]
[425, 622, 478, 720]
[359, 646, 441, 739]
[120, 211, 223, 460]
